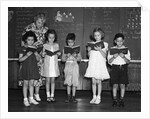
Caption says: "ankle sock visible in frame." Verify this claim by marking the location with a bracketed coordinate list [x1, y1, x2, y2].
[51, 93, 54, 97]
[46, 92, 50, 97]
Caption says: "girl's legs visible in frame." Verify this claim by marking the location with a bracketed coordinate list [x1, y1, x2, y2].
[23, 80, 30, 106]
[94, 79, 102, 104]
[67, 85, 71, 95]
[112, 84, 118, 107]
[34, 86, 41, 101]
[50, 77, 55, 97]
[23, 80, 29, 99]
[29, 80, 39, 104]
[50, 77, 55, 101]
[65, 85, 71, 103]
[90, 78, 97, 104]
[46, 77, 51, 99]
[72, 86, 77, 103]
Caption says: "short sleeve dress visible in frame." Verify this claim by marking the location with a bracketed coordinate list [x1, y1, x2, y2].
[41, 43, 60, 78]
[19, 46, 40, 80]
[85, 42, 110, 80]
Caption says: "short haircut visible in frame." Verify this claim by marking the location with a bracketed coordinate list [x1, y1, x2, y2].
[66, 33, 76, 42]
[114, 33, 125, 41]
[44, 29, 57, 42]
[93, 27, 105, 40]
[34, 13, 46, 24]
[22, 31, 37, 43]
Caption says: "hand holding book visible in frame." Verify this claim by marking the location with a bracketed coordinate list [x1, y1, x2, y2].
[87, 41, 104, 51]
[110, 47, 128, 55]
[64, 45, 80, 55]
[45, 49, 60, 57]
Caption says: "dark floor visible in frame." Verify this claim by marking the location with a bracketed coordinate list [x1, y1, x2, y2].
[8, 89, 141, 112]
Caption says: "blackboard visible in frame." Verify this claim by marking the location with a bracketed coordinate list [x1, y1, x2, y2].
[8, 7, 141, 60]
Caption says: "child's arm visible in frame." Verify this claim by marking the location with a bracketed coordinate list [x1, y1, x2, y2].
[41, 46, 46, 58]
[108, 53, 119, 64]
[72, 52, 82, 62]
[34, 51, 41, 61]
[18, 52, 32, 62]
[94, 42, 108, 58]
[87, 46, 91, 57]
[61, 50, 68, 62]
[56, 44, 61, 56]
[119, 50, 131, 64]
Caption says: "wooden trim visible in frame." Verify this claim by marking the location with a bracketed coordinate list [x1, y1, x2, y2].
[8, 58, 141, 63]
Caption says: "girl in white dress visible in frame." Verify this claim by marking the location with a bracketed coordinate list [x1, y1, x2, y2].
[41, 29, 61, 102]
[85, 28, 110, 104]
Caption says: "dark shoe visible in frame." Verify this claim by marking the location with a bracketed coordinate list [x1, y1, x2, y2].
[72, 96, 77, 103]
[50, 97, 56, 102]
[119, 99, 124, 107]
[112, 100, 118, 107]
[65, 95, 71, 103]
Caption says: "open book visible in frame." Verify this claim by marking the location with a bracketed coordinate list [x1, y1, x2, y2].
[64, 45, 80, 54]
[26, 46, 43, 53]
[87, 41, 105, 50]
[45, 49, 60, 56]
[110, 47, 128, 55]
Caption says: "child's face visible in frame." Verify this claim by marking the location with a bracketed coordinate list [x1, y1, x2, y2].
[67, 39, 75, 47]
[48, 33, 55, 43]
[94, 31, 102, 41]
[115, 37, 124, 47]
[26, 36, 34, 46]
[35, 18, 45, 29]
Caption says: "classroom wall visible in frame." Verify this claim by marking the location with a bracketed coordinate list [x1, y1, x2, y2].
[8, 7, 141, 90]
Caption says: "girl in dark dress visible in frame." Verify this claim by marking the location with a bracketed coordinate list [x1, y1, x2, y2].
[19, 31, 40, 106]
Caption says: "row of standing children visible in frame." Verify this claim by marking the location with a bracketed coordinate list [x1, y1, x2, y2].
[18, 27, 131, 107]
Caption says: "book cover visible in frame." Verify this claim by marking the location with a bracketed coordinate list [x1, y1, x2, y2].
[64, 45, 80, 54]
[26, 47, 37, 53]
[87, 41, 105, 50]
[45, 49, 60, 56]
[110, 47, 128, 55]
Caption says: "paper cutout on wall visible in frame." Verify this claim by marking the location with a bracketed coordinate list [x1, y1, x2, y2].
[55, 11, 75, 23]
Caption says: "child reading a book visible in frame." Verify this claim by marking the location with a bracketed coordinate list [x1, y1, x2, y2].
[62, 33, 81, 103]
[41, 29, 61, 102]
[18, 31, 40, 106]
[107, 33, 131, 107]
[85, 27, 110, 104]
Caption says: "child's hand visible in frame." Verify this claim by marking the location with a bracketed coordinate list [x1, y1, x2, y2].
[26, 51, 32, 57]
[87, 47, 91, 52]
[57, 52, 61, 56]
[113, 53, 119, 58]
[67, 53, 71, 57]
[34, 51, 38, 56]
[42, 51, 46, 57]
[72, 53, 77, 57]
[94, 46, 101, 51]
[119, 53, 125, 58]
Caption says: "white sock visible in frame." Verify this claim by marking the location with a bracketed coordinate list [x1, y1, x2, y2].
[51, 93, 54, 97]
[97, 95, 101, 99]
[29, 97, 34, 100]
[46, 92, 50, 97]
[93, 95, 96, 99]
[35, 94, 39, 97]
[24, 98, 28, 101]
